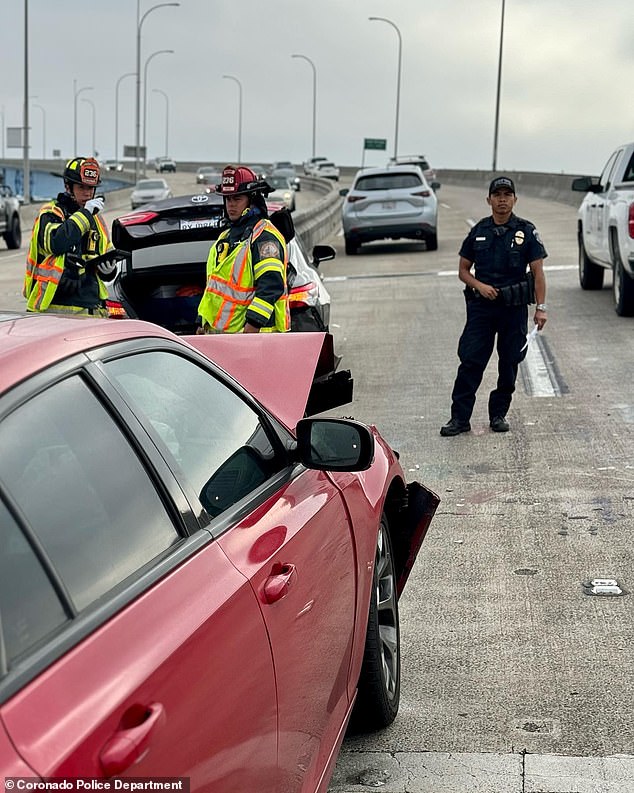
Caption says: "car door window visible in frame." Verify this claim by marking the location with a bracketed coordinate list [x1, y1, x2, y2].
[0, 500, 68, 665]
[104, 351, 283, 518]
[0, 376, 180, 613]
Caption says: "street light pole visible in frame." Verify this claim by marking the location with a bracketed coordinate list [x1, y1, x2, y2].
[368, 16, 402, 160]
[152, 88, 169, 156]
[32, 102, 45, 159]
[116, 71, 135, 164]
[143, 49, 173, 170]
[222, 75, 243, 163]
[492, 0, 506, 172]
[82, 98, 96, 157]
[23, 0, 30, 203]
[135, 1, 180, 184]
[73, 81, 93, 157]
[291, 54, 317, 159]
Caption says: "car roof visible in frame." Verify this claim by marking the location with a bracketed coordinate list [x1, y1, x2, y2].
[354, 165, 423, 177]
[0, 312, 175, 394]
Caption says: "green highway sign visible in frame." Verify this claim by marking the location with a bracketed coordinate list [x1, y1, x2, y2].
[364, 138, 387, 151]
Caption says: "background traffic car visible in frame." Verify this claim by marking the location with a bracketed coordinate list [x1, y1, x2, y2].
[271, 161, 301, 191]
[154, 156, 176, 173]
[104, 160, 124, 172]
[313, 160, 340, 180]
[340, 165, 439, 255]
[266, 174, 297, 211]
[195, 165, 220, 185]
[108, 193, 333, 333]
[0, 184, 22, 249]
[303, 156, 329, 175]
[0, 311, 440, 790]
[388, 154, 440, 189]
[130, 178, 172, 209]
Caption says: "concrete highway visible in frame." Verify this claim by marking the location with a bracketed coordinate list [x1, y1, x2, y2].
[316, 186, 633, 792]
[2, 175, 632, 792]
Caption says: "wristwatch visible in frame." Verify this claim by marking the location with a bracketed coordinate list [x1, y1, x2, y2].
[536, 303, 548, 311]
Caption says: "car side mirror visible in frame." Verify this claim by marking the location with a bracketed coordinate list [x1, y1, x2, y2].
[312, 244, 336, 267]
[572, 176, 600, 193]
[431, 182, 441, 192]
[295, 418, 374, 472]
[339, 188, 349, 197]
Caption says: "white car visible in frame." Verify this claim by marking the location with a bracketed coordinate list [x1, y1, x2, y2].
[313, 161, 340, 181]
[155, 156, 176, 173]
[130, 178, 172, 209]
[303, 156, 328, 175]
[266, 175, 296, 212]
[104, 160, 124, 172]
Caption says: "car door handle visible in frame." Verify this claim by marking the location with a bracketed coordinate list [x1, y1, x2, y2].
[263, 563, 297, 603]
[99, 702, 166, 776]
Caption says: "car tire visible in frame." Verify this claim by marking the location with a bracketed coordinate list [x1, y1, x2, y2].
[612, 247, 634, 317]
[344, 237, 358, 256]
[4, 214, 22, 249]
[426, 232, 438, 251]
[350, 514, 400, 732]
[578, 231, 604, 290]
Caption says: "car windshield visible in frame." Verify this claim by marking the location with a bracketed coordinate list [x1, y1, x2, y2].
[137, 180, 165, 190]
[355, 173, 422, 191]
[269, 176, 290, 189]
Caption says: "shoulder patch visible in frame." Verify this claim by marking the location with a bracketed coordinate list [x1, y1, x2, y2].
[258, 239, 281, 260]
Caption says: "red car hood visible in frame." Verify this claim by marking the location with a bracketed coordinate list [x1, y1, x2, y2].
[186, 332, 351, 432]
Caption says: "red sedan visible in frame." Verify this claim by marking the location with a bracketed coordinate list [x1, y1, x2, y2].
[0, 312, 439, 792]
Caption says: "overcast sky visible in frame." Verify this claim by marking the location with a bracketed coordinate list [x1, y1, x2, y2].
[2, 0, 633, 175]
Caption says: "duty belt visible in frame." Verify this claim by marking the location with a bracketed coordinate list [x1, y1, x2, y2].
[465, 273, 535, 306]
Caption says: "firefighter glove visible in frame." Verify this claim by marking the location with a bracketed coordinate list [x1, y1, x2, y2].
[85, 196, 105, 215]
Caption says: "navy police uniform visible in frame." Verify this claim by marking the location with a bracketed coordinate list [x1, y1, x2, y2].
[449, 212, 547, 425]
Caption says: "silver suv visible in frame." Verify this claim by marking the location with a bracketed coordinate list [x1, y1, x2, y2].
[340, 166, 438, 255]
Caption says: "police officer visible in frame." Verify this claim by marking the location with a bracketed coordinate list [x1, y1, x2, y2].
[440, 176, 548, 436]
[24, 157, 117, 315]
[197, 164, 289, 333]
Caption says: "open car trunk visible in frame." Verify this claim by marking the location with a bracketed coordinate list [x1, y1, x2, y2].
[116, 241, 209, 335]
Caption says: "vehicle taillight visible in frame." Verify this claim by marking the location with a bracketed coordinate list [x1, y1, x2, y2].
[105, 300, 128, 319]
[117, 210, 159, 226]
[289, 281, 317, 309]
[412, 190, 431, 197]
[629, 203, 634, 239]
[347, 195, 364, 203]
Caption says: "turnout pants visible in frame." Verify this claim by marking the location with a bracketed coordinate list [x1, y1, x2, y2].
[450, 299, 528, 423]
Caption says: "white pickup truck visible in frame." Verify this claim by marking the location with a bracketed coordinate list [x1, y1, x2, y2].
[572, 142, 634, 316]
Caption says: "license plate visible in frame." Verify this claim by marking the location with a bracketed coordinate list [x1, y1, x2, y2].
[179, 217, 220, 230]
[381, 201, 396, 210]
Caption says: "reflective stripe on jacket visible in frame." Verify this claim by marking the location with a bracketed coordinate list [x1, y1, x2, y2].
[24, 201, 111, 312]
[198, 218, 289, 333]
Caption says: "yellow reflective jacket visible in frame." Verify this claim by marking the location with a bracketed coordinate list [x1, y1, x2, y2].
[24, 199, 111, 312]
[198, 217, 289, 333]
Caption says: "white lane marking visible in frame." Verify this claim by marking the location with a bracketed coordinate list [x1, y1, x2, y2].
[520, 336, 560, 397]
[323, 264, 576, 283]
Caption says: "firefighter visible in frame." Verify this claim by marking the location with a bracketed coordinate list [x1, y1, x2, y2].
[197, 164, 289, 333]
[24, 157, 117, 315]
